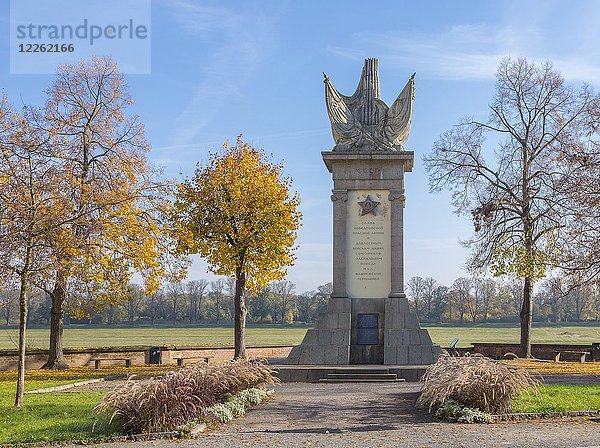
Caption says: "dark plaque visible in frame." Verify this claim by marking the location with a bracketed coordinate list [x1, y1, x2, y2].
[357, 313, 379, 345]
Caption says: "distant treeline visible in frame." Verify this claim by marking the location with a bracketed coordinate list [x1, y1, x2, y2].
[407, 276, 600, 324]
[1, 276, 598, 327]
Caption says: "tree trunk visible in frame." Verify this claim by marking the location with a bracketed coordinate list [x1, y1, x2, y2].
[128, 300, 134, 325]
[281, 296, 286, 325]
[216, 295, 220, 324]
[192, 297, 198, 324]
[519, 277, 534, 358]
[42, 272, 69, 370]
[150, 295, 155, 325]
[233, 269, 247, 359]
[552, 302, 559, 323]
[197, 294, 203, 323]
[15, 244, 32, 408]
[172, 297, 177, 325]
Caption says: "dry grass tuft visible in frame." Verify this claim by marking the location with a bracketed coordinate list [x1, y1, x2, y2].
[94, 360, 277, 434]
[417, 354, 538, 414]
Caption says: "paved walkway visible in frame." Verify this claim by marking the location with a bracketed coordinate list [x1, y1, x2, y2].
[77, 382, 600, 448]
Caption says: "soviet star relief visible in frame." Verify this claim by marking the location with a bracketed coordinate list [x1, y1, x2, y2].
[358, 194, 380, 216]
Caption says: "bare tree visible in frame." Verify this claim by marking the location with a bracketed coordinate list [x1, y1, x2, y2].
[126, 284, 144, 325]
[504, 279, 524, 318]
[186, 279, 208, 324]
[451, 278, 472, 323]
[167, 283, 185, 325]
[224, 277, 236, 321]
[149, 289, 166, 325]
[295, 291, 315, 323]
[313, 282, 332, 316]
[424, 58, 599, 356]
[421, 277, 438, 322]
[430, 285, 449, 322]
[211, 279, 225, 324]
[0, 285, 17, 326]
[473, 277, 497, 321]
[560, 119, 600, 284]
[407, 276, 426, 318]
[536, 276, 566, 322]
[564, 284, 594, 322]
[106, 305, 120, 325]
[593, 282, 600, 320]
[271, 280, 296, 324]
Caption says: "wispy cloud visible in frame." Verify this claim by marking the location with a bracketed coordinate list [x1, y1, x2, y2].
[329, 23, 538, 81]
[162, 1, 274, 145]
[328, 18, 600, 85]
[166, 1, 239, 34]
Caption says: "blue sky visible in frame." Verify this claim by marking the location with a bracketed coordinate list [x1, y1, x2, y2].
[1, 0, 599, 293]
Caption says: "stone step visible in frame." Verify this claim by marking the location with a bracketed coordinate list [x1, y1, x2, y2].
[326, 373, 398, 380]
[319, 370, 406, 383]
[333, 368, 390, 375]
[318, 377, 406, 383]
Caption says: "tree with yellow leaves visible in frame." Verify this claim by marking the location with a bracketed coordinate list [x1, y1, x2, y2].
[0, 95, 66, 406]
[30, 56, 187, 369]
[172, 137, 301, 358]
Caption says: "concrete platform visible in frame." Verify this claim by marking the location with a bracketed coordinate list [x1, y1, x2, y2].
[272, 364, 429, 383]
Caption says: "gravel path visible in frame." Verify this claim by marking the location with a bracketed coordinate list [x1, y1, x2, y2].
[542, 374, 600, 385]
[66, 382, 600, 448]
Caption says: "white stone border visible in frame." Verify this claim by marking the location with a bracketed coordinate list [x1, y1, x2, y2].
[25, 378, 104, 394]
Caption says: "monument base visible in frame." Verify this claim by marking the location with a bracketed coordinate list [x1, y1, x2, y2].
[285, 296, 442, 365]
[286, 298, 351, 365]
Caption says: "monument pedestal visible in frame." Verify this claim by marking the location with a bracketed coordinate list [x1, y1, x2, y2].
[286, 151, 442, 365]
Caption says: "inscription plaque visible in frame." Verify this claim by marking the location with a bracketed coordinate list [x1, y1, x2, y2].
[346, 190, 391, 298]
[357, 313, 379, 345]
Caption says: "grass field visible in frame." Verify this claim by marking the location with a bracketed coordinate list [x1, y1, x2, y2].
[0, 380, 114, 444]
[512, 384, 600, 413]
[0, 322, 599, 350]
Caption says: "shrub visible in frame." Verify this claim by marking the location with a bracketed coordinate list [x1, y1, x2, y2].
[417, 354, 537, 414]
[206, 387, 272, 423]
[208, 402, 236, 423]
[434, 399, 494, 423]
[94, 360, 277, 434]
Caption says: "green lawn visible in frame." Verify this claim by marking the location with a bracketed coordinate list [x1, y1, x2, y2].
[425, 323, 600, 348]
[0, 324, 310, 350]
[0, 380, 115, 444]
[0, 322, 599, 350]
[512, 385, 600, 413]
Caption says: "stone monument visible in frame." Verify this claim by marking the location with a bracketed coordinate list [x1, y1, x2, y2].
[286, 58, 441, 365]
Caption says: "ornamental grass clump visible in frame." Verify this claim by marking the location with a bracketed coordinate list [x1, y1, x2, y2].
[94, 360, 277, 434]
[417, 354, 537, 414]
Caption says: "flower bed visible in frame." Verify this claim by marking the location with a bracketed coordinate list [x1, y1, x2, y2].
[95, 360, 277, 434]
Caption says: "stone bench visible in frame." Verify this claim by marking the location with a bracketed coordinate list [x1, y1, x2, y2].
[554, 351, 590, 363]
[174, 355, 214, 367]
[91, 357, 132, 369]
